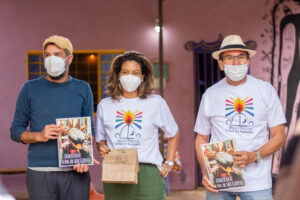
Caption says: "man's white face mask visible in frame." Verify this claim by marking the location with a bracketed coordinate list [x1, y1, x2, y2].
[223, 63, 248, 82]
[44, 55, 67, 77]
[120, 75, 142, 92]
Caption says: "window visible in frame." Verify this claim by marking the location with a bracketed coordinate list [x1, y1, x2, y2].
[27, 50, 125, 112]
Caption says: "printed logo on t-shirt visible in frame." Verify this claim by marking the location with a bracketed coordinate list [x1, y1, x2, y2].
[114, 110, 142, 146]
[225, 97, 254, 134]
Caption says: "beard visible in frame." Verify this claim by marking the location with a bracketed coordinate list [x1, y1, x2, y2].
[48, 70, 67, 80]
[47, 65, 69, 80]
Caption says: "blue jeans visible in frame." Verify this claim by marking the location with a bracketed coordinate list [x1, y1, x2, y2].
[206, 188, 272, 200]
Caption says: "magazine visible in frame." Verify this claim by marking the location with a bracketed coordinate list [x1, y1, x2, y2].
[201, 139, 246, 189]
[56, 116, 94, 167]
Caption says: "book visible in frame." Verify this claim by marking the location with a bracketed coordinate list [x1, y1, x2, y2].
[201, 139, 246, 189]
[56, 116, 94, 167]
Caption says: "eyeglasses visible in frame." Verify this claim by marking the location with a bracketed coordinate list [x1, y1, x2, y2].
[221, 54, 249, 64]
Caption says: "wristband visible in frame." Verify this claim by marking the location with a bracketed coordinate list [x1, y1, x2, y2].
[255, 150, 262, 163]
[164, 161, 174, 168]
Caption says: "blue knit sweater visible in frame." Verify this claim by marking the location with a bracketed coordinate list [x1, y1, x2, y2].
[10, 76, 94, 167]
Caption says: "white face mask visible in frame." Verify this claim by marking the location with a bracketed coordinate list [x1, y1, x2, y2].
[120, 75, 142, 92]
[44, 55, 67, 77]
[224, 63, 248, 82]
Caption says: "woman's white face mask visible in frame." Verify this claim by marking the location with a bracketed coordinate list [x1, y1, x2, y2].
[223, 63, 248, 82]
[120, 75, 142, 92]
[44, 55, 67, 77]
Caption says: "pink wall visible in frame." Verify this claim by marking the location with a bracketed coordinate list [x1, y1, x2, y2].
[0, 0, 289, 191]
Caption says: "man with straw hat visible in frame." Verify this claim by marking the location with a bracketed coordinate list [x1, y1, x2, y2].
[194, 35, 286, 199]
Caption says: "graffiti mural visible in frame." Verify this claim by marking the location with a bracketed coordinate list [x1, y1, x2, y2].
[260, 0, 300, 174]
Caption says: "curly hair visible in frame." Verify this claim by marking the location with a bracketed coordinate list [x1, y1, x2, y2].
[106, 51, 154, 100]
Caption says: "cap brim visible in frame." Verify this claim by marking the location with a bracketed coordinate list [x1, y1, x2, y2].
[212, 48, 256, 60]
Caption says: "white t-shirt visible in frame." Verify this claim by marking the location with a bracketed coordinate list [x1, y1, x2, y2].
[96, 94, 178, 169]
[194, 75, 286, 192]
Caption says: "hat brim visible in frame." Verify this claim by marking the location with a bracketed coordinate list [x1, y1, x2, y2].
[212, 48, 256, 60]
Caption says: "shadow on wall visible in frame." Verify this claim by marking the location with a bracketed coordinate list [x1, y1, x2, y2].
[260, 0, 300, 175]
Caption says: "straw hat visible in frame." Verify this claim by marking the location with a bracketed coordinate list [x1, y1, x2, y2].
[212, 35, 256, 60]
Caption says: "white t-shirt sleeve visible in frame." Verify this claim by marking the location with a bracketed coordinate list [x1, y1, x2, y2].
[95, 102, 106, 142]
[158, 98, 178, 138]
[194, 92, 211, 135]
[266, 84, 287, 127]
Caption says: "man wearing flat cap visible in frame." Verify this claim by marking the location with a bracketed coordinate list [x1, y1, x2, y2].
[10, 35, 99, 200]
[194, 35, 286, 199]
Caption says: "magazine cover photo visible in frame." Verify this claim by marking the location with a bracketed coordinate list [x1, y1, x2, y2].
[201, 139, 246, 189]
[56, 116, 94, 167]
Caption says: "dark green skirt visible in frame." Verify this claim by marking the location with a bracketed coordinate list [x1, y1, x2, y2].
[103, 163, 166, 200]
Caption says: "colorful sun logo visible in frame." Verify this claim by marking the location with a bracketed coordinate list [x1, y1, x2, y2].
[123, 111, 134, 125]
[234, 98, 245, 113]
[115, 110, 142, 129]
[225, 97, 254, 117]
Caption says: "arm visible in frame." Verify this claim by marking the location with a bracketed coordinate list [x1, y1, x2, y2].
[11, 85, 60, 144]
[82, 83, 95, 136]
[259, 124, 286, 157]
[95, 100, 108, 158]
[160, 132, 180, 178]
[165, 132, 180, 161]
[195, 133, 218, 193]
[157, 97, 180, 177]
[233, 124, 286, 168]
[20, 125, 60, 144]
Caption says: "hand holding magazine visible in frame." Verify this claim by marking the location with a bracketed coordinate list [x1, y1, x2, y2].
[201, 139, 246, 189]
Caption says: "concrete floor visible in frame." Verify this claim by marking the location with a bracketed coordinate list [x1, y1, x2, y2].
[10, 189, 207, 200]
[166, 188, 245, 200]
[10, 187, 252, 200]
[166, 187, 206, 200]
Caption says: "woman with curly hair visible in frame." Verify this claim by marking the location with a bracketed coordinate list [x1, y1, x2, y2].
[96, 51, 180, 200]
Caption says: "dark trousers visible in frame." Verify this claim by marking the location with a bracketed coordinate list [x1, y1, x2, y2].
[26, 168, 90, 200]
